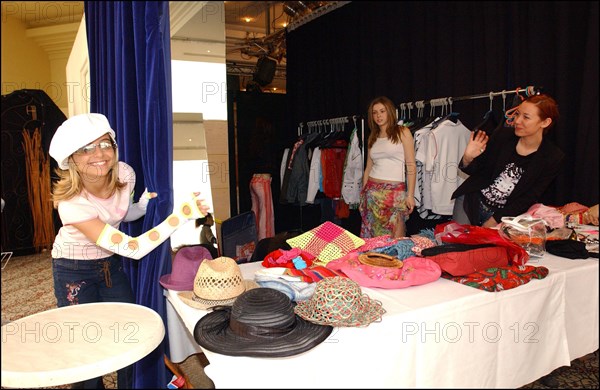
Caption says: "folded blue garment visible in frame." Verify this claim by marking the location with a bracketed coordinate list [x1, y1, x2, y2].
[255, 277, 316, 302]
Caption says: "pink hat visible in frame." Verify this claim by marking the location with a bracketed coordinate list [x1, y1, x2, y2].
[327, 252, 441, 289]
[160, 246, 213, 291]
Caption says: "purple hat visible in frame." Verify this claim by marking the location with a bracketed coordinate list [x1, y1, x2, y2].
[160, 246, 212, 291]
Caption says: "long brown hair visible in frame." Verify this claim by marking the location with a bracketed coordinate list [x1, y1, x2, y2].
[367, 96, 404, 149]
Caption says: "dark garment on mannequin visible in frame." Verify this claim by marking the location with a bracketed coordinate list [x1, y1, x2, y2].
[1, 89, 66, 255]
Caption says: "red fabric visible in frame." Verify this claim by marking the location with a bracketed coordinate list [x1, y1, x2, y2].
[355, 235, 399, 252]
[320, 140, 347, 198]
[261, 248, 315, 269]
[335, 199, 350, 219]
[435, 222, 529, 265]
[442, 264, 550, 292]
[424, 246, 509, 276]
[285, 266, 347, 283]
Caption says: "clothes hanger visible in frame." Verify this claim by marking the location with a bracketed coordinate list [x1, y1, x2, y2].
[431, 98, 459, 128]
[399, 103, 406, 123]
[445, 97, 460, 125]
[504, 86, 523, 126]
[412, 100, 431, 130]
[473, 92, 498, 134]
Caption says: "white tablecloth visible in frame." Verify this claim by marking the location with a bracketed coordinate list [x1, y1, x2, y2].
[164, 253, 599, 388]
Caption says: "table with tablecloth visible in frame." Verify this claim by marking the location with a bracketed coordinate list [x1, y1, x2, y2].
[1, 302, 165, 388]
[164, 252, 598, 388]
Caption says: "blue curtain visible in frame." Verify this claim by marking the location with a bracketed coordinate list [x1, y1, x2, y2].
[84, 1, 173, 388]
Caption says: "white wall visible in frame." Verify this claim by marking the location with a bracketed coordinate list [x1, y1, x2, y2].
[170, 60, 228, 120]
[170, 60, 227, 249]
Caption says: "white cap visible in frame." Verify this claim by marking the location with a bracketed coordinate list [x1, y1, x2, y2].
[49, 113, 116, 170]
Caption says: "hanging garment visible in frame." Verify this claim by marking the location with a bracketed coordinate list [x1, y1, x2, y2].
[281, 133, 318, 205]
[414, 125, 436, 215]
[341, 127, 363, 207]
[280, 139, 301, 202]
[1, 89, 66, 255]
[421, 119, 471, 215]
[306, 147, 322, 204]
[280, 147, 289, 190]
[320, 139, 348, 199]
[250, 174, 275, 240]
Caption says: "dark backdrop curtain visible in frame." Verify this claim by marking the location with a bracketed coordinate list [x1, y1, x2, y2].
[84, 1, 173, 388]
[287, 1, 599, 207]
[228, 92, 289, 224]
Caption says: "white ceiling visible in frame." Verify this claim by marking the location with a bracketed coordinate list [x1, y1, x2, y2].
[172, 1, 290, 92]
[2, 1, 344, 93]
[2, 1, 288, 91]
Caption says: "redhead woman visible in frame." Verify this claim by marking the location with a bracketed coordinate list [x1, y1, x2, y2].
[452, 93, 565, 227]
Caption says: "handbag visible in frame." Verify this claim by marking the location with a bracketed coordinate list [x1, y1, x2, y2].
[498, 214, 547, 258]
[435, 221, 529, 265]
[421, 243, 509, 276]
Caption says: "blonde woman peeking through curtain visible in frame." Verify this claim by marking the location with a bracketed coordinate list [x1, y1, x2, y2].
[360, 96, 416, 238]
[48, 113, 210, 389]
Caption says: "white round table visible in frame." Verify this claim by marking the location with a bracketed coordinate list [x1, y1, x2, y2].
[1, 302, 165, 388]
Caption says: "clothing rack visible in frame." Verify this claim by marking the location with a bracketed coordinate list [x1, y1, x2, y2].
[295, 115, 365, 231]
[398, 85, 542, 118]
[298, 114, 365, 163]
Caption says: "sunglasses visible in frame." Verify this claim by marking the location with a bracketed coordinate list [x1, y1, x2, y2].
[74, 140, 116, 155]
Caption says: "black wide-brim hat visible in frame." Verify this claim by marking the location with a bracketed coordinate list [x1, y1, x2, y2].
[193, 287, 333, 357]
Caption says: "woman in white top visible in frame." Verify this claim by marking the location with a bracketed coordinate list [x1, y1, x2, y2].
[360, 96, 416, 238]
[48, 113, 210, 389]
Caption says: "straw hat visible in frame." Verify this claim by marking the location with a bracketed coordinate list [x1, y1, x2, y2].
[178, 257, 258, 310]
[194, 287, 333, 357]
[294, 276, 386, 327]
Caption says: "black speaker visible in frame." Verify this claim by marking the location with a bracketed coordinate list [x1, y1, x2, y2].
[227, 74, 240, 91]
[253, 56, 276, 86]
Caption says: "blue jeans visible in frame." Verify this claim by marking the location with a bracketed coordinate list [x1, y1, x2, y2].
[452, 194, 495, 226]
[52, 256, 134, 389]
[478, 199, 495, 226]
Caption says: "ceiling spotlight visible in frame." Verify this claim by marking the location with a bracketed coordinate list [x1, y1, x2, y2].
[283, 3, 297, 16]
[283, 1, 310, 17]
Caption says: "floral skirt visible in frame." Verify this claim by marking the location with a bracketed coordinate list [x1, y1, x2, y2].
[360, 179, 409, 238]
